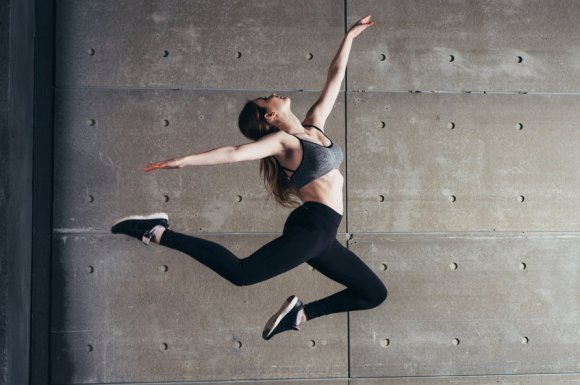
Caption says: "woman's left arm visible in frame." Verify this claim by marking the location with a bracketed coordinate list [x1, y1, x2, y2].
[303, 15, 374, 129]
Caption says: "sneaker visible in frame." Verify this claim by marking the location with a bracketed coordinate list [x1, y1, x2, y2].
[262, 295, 304, 340]
[111, 213, 169, 245]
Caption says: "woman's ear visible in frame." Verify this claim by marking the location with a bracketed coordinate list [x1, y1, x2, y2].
[264, 110, 277, 123]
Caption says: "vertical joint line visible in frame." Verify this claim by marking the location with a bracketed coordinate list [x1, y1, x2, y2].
[343, 0, 350, 380]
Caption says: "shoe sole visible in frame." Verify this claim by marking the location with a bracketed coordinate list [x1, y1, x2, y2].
[112, 212, 169, 227]
[263, 295, 298, 340]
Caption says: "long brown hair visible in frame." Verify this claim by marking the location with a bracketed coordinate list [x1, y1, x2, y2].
[238, 100, 302, 208]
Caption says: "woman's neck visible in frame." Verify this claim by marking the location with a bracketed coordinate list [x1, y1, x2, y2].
[275, 112, 305, 134]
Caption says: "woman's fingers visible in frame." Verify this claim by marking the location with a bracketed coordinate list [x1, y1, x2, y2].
[348, 14, 374, 37]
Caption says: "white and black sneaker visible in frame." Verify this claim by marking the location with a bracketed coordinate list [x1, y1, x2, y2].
[111, 213, 169, 245]
[262, 295, 304, 340]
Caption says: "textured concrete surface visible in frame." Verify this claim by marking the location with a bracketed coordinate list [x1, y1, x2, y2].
[347, 92, 580, 232]
[51, 234, 348, 383]
[348, 0, 580, 92]
[47, 0, 580, 384]
[55, 0, 345, 90]
[348, 233, 580, 377]
[350, 374, 580, 385]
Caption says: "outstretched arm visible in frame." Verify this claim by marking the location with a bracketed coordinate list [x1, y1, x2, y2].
[303, 15, 374, 130]
[144, 130, 286, 172]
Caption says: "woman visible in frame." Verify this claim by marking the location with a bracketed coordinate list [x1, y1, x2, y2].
[112, 15, 387, 340]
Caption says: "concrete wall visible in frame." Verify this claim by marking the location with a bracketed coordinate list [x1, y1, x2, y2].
[50, 1, 580, 384]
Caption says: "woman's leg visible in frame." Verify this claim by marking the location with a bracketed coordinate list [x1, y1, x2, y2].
[303, 240, 388, 321]
[159, 208, 337, 287]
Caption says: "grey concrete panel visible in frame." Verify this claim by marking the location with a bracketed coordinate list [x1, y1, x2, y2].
[348, 233, 580, 377]
[83, 381, 347, 385]
[350, 374, 580, 385]
[56, 0, 344, 89]
[53, 89, 346, 234]
[348, 0, 580, 92]
[51, 233, 348, 383]
[347, 92, 580, 232]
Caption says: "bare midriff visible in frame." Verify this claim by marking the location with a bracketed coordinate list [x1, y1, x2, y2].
[298, 169, 344, 215]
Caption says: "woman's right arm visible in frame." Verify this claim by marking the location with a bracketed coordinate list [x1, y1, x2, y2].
[144, 130, 287, 172]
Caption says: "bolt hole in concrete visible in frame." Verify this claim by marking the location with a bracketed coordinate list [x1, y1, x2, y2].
[379, 263, 388, 271]
[450, 262, 458, 270]
[522, 337, 529, 344]
[380, 338, 390, 348]
[163, 195, 170, 203]
[449, 195, 457, 203]
[160, 265, 169, 272]
[379, 121, 386, 128]
[309, 340, 316, 348]
[449, 54, 455, 62]
[452, 338, 460, 346]
[379, 53, 386, 61]
[236, 51, 242, 59]
[235, 341, 242, 349]
[160, 343, 168, 351]
[87, 344, 93, 352]
[163, 50, 169, 57]
[517, 56, 523, 63]
[378, 195, 385, 202]
[516, 122, 524, 130]
[88, 265, 95, 274]
[86, 119, 96, 126]
[519, 262, 527, 270]
[87, 48, 95, 56]
[236, 195, 243, 202]
[307, 52, 314, 60]
[448, 122, 455, 129]
[87, 194, 95, 203]
[518, 195, 525, 203]
[163, 119, 170, 127]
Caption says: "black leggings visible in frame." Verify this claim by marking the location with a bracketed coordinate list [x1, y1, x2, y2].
[160, 201, 387, 320]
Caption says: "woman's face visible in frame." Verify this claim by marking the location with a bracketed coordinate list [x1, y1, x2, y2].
[254, 93, 291, 113]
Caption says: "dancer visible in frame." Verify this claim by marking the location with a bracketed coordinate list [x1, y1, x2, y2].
[112, 15, 387, 340]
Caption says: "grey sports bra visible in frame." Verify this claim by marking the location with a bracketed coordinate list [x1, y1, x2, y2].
[276, 125, 344, 189]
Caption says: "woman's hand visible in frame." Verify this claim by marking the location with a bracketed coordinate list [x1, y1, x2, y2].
[144, 157, 183, 172]
[347, 14, 374, 38]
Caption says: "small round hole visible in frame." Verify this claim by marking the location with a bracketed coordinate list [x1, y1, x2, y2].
[163, 119, 170, 127]
[516, 123, 523, 130]
[198, 114, 205, 121]
[160, 265, 169, 272]
[235, 340, 242, 349]
[236, 51, 242, 59]
[452, 338, 460, 346]
[517, 56, 523, 63]
[160, 343, 168, 351]
[380, 338, 390, 348]
[519, 262, 527, 270]
[86, 119, 96, 126]
[449, 55, 455, 62]
[379, 263, 388, 271]
[378, 195, 385, 202]
[450, 262, 458, 270]
[449, 195, 457, 203]
[308, 340, 316, 348]
[380, 121, 386, 128]
[163, 195, 170, 203]
[163, 50, 169, 58]
[409, 118, 416, 124]
[522, 337, 529, 344]
[307, 52, 314, 60]
[87, 344, 94, 352]
[236, 195, 242, 202]
[448, 122, 455, 129]
[88, 265, 95, 274]
[87, 195, 95, 203]
[518, 195, 525, 203]
[87, 48, 96, 56]
[379, 53, 386, 61]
